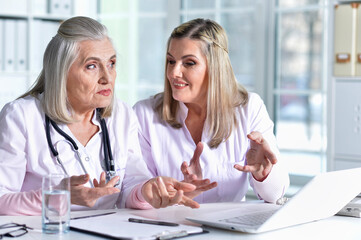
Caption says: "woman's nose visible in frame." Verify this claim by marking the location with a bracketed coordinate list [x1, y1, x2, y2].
[99, 66, 113, 84]
[169, 64, 182, 79]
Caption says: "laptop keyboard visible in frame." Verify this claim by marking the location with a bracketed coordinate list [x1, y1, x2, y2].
[219, 210, 277, 226]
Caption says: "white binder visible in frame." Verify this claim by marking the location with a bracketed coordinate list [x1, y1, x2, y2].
[356, 4, 361, 76]
[333, 4, 354, 76]
[32, 20, 59, 72]
[49, 0, 71, 16]
[15, 20, 27, 72]
[334, 3, 361, 76]
[61, 0, 72, 16]
[30, 20, 43, 73]
[4, 19, 16, 72]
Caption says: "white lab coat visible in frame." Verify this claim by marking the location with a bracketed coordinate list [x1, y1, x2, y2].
[0, 94, 151, 212]
[133, 92, 290, 203]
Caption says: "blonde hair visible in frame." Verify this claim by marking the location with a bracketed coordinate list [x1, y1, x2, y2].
[156, 18, 248, 148]
[20, 16, 114, 123]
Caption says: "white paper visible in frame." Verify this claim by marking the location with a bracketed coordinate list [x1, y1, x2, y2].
[70, 212, 203, 240]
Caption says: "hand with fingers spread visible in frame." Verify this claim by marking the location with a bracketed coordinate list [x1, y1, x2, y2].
[141, 176, 200, 209]
[234, 131, 277, 182]
[180, 142, 217, 199]
[70, 173, 120, 207]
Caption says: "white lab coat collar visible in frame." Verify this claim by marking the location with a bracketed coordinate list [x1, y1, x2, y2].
[177, 101, 189, 124]
[177, 101, 210, 141]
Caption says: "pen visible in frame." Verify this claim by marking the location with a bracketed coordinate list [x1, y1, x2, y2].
[71, 211, 116, 220]
[128, 217, 179, 227]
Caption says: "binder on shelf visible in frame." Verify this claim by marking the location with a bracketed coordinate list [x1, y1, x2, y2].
[356, 4, 361, 76]
[49, 0, 72, 16]
[48, 0, 60, 15]
[15, 20, 27, 72]
[334, 3, 360, 77]
[4, 19, 16, 72]
[30, 20, 60, 73]
[30, 20, 43, 73]
[61, 0, 72, 16]
[334, 4, 354, 76]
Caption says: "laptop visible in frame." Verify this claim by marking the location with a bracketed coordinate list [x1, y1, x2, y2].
[186, 167, 361, 233]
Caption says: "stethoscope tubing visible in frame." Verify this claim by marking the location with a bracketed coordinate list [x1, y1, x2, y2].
[45, 109, 114, 188]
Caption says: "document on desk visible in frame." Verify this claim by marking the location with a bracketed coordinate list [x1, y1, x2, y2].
[70, 212, 204, 239]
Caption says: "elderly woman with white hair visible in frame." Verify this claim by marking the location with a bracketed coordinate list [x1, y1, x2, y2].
[0, 16, 202, 215]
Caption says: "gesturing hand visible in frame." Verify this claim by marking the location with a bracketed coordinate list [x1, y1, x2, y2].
[180, 142, 217, 199]
[70, 173, 120, 207]
[234, 131, 277, 182]
[141, 176, 200, 209]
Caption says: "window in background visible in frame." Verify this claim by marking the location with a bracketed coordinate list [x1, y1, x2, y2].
[99, 0, 167, 105]
[272, 0, 329, 176]
[99, 0, 267, 105]
[181, 0, 267, 92]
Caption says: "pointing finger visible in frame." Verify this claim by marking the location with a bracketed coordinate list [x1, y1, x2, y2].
[191, 142, 204, 163]
[106, 175, 120, 187]
[247, 131, 262, 144]
[157, 177, 170, 208]
[169, 190, 183, 206]
[173, 181, 196, 193]
[181, 161, 189, 175]
[180, 196, 200, 209]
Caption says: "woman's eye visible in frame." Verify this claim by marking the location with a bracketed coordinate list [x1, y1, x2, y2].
[168, 60, 176, 65]
[86, 64, 96, 70]
[110, 61, 116, 68]
[185, 61, 196, 66]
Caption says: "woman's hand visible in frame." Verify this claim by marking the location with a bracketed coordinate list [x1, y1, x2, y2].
[234, 131, 277, 182]
[70, 173, 120, 207]
[141, 176, 200, 209]
[180, 142, 217, 199]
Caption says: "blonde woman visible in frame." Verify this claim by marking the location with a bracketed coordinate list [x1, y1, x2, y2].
[133, 18, 289, 203]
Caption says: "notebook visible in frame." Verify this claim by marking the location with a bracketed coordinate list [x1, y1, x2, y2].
[186, 167, 361, 233]
[70, 212, 204, 239]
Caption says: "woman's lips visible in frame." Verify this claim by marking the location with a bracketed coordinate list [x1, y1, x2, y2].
[173, 81, 188, 89]
[97, 89, 112, 96]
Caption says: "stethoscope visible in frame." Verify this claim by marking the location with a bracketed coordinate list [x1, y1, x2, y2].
[45, 109, 118, 187]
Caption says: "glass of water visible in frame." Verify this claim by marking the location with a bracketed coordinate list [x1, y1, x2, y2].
[42, 173, 70, 234]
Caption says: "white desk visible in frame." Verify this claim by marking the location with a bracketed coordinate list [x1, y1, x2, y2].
[1, 202, 361, 240]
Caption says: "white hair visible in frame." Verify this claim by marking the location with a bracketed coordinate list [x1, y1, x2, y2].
[20, 16, 114, 123]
